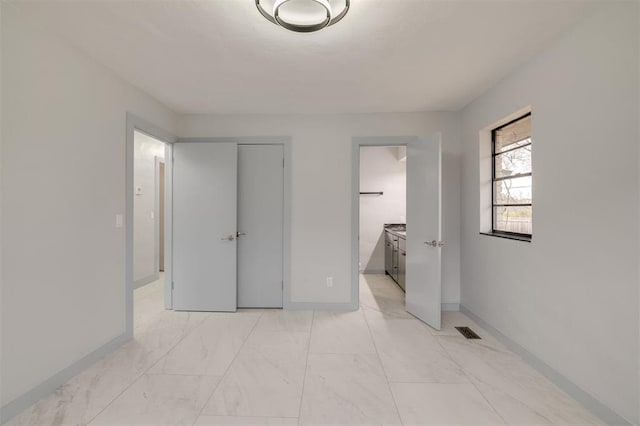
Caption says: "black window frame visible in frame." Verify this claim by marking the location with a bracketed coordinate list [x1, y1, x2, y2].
[491, 112, 532, 239]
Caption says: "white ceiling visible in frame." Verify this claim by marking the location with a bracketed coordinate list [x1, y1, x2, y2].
[11, 0, 598, 114]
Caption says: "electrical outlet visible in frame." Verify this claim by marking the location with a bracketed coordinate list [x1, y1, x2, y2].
[326, 277, 333, 288]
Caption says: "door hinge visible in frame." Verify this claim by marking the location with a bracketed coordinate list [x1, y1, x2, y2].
[282, 158, 285, 168]
[171, 281, 175, 290]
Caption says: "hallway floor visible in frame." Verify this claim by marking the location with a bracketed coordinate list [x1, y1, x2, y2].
[8, 274, 601, 425]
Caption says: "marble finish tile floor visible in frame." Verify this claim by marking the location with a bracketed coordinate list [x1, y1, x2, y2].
[6, 274, 602, 425]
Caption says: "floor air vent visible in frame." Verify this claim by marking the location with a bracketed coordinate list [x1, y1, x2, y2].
[455, 326, 481, 339]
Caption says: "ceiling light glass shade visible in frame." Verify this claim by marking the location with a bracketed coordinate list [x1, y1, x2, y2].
[256, 0, 350, 33]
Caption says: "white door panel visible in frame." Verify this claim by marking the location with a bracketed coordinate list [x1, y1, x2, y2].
[173, 142, 238, 312]
[237, 145, 284, 308]
[405, 133, 442, 330]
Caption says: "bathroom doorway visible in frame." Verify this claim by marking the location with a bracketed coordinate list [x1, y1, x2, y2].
[358, 146, 408, 314]
[352, 135, 443, 330]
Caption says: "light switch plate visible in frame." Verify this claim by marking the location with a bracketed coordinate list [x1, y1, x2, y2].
[115, 214, 123, 228]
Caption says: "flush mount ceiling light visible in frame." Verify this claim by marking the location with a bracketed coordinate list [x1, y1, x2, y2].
[256, 0, 350, 33]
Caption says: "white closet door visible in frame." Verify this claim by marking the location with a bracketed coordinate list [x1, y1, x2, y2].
[237, 145, 284, 308]
[173, 142, 238, 312]
[405, 133, 442, 330]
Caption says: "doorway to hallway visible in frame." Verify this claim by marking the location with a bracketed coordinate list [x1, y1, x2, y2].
[133, 130, 166, 289]
[126, 114, 177, 336]
[132, 129, 172, 329]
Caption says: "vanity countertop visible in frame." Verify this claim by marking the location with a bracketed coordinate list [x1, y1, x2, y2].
[384, 224, 406, 239]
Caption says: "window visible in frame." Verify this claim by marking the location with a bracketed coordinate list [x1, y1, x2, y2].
[491, 113, 532, 237]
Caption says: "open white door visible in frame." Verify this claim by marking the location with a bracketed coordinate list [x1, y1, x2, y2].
[405, 133, 442, 330]
[173, 142, 238, 312]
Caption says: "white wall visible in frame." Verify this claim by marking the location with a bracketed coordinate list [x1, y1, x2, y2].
[133, 131, 165, 283]
[179, 112, 461, 306]
[459, 3, 638, 423]
[1, 5, 178, 408]
[359, 146, 406, 273]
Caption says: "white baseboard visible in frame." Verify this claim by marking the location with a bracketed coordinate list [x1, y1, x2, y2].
[284, 301, 357, 311]
[441, 303, 460, 311]
[361, 269, 386, 275]
[133, 273, 158, 289]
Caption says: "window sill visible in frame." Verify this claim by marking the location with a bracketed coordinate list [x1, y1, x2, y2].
[479, 232, 531, 243]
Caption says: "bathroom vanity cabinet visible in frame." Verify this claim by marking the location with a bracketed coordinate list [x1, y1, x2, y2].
[384, 225, 406, 291]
